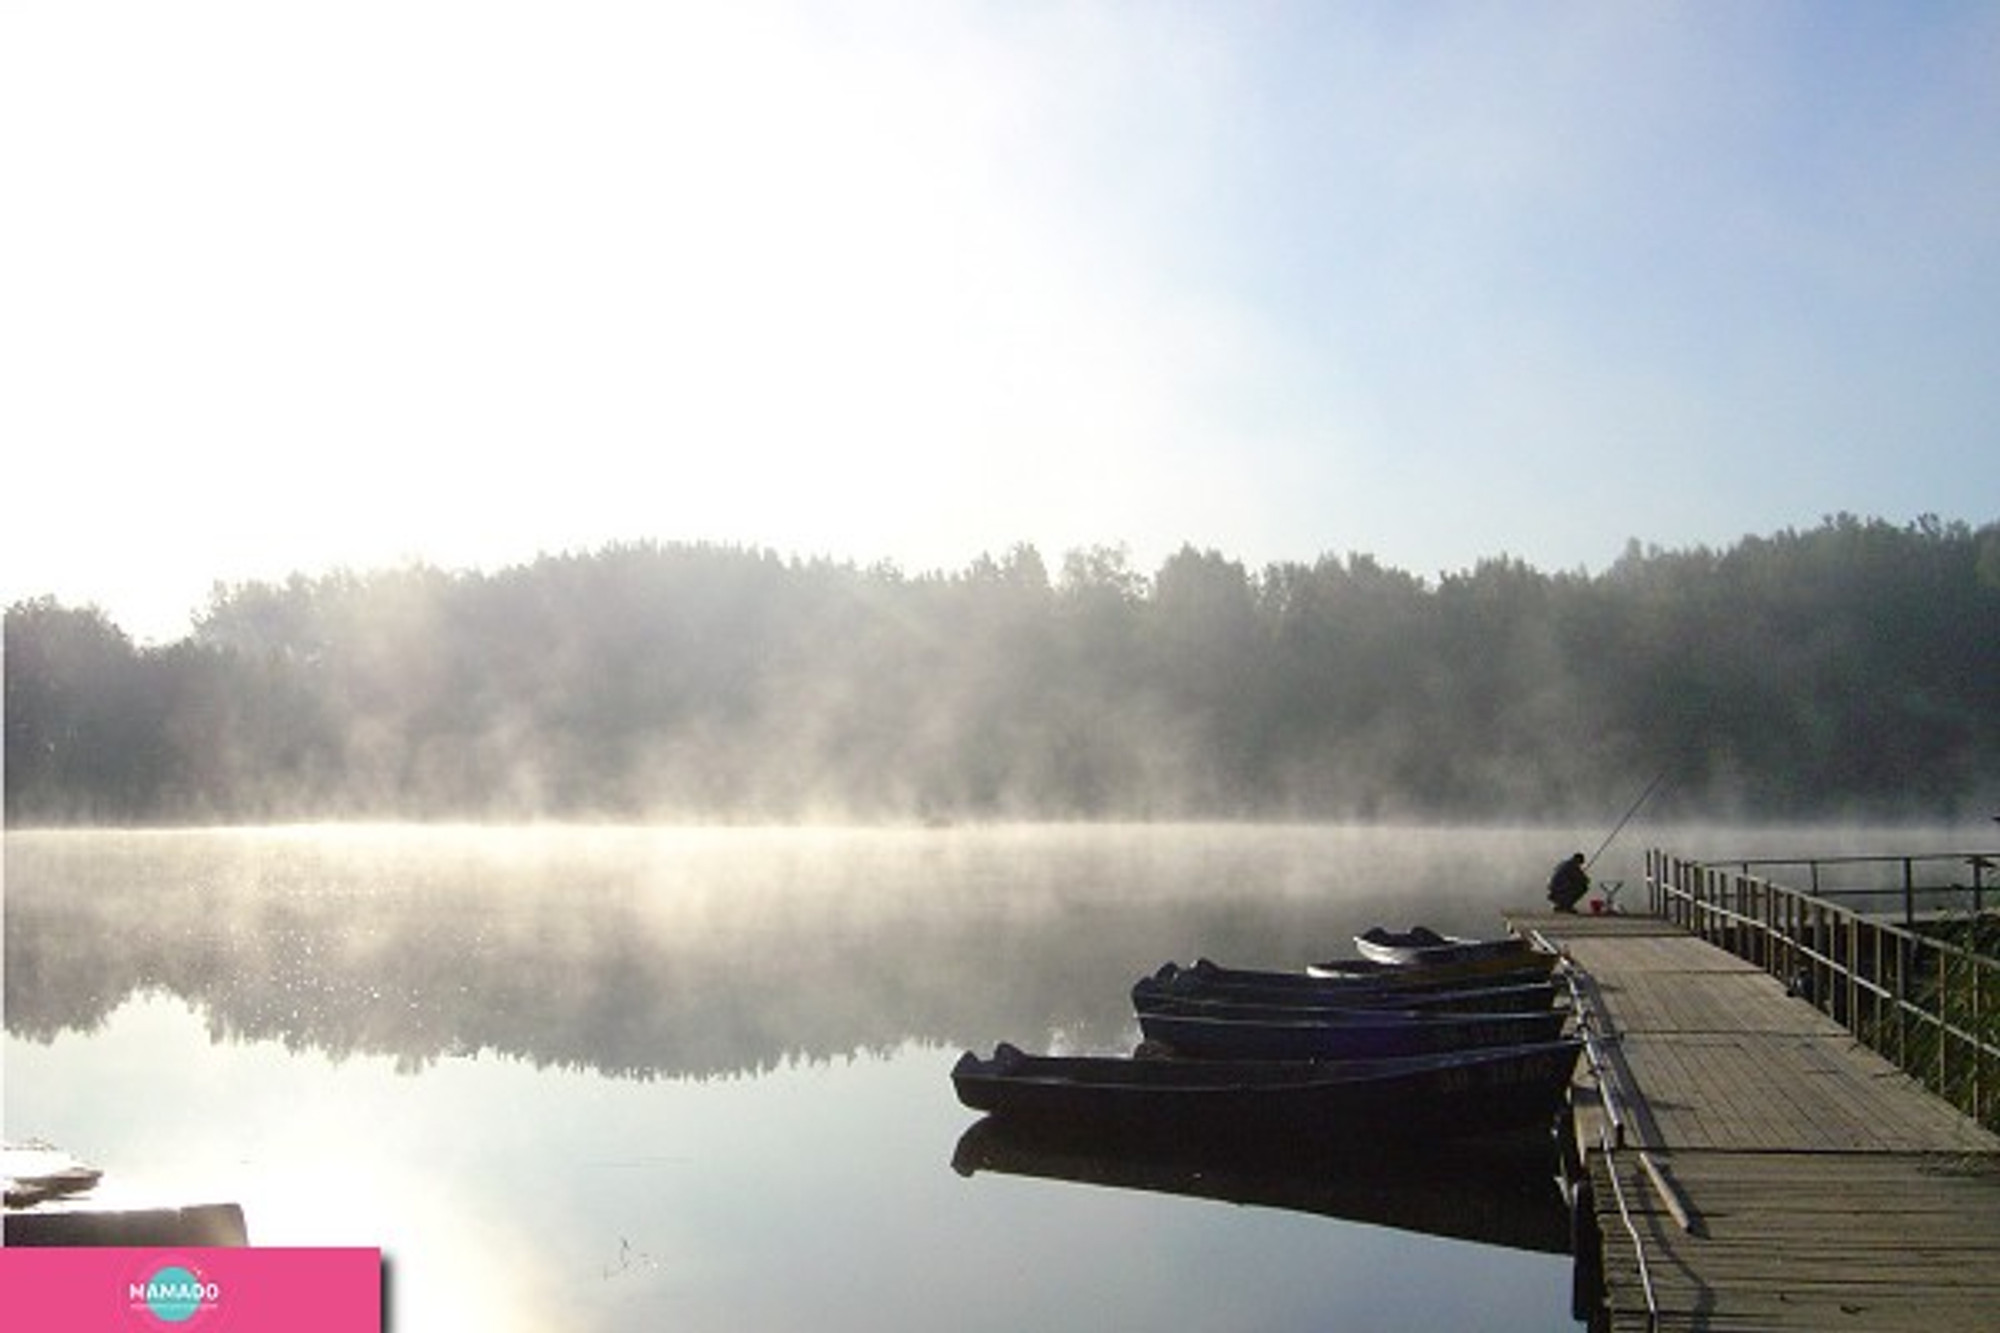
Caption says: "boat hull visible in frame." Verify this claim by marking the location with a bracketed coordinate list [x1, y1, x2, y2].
[1307, 947, 1559, 985]
[1137, 1007, 1569, 1060]
[1133, 984, 1559, 1028]
[1353, 927, 1533, 968]
[1182, 952, 1560, 996]
[951, 1040, 1582, 1141]
[1136, 966, 1560, 1016]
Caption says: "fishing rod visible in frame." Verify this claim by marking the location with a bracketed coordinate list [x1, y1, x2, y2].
[1586, 767, 1670, 871]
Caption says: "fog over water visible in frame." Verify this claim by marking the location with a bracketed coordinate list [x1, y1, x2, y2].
[8, 823, 1512, 1076]
[6, 821, 1981, 1078]
[5, 820, 1988, 1329]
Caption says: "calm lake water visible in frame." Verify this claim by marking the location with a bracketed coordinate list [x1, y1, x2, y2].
[2, 822, 1962, 1330]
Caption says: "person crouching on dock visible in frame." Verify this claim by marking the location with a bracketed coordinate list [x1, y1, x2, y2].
[1547, 852, 1590, 914]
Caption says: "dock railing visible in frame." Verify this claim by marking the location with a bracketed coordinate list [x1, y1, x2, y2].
[1646, 848, 2000, 1133]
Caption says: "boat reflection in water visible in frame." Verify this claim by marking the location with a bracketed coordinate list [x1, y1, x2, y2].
[951, 1114, 1572, 1257]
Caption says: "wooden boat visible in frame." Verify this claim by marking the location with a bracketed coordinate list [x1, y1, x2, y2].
[1307, 945, 1558, 985]
[1, 1142, 100, 1209]
[1185, 951, 1559, 996]
[1353, 926, 1533, 968]
[1136, 964, 1560, 1016]
[951, 1116, 1572, 1254]
[1137, 1006, 1568, 1061]
[1133, 980, 1559, 1028]
[2, 1141, 247, 1247]
[951, 1039, 1582, 1140]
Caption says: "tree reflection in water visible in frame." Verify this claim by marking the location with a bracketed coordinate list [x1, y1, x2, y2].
[6, 824, 1567, 1080]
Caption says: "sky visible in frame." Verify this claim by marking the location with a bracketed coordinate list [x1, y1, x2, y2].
[5, 1, 1997, 644]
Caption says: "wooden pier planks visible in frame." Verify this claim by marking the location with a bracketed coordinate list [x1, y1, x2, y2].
[1512, 912, 2000, 1332]
[1591, 1151, 2000, 1333]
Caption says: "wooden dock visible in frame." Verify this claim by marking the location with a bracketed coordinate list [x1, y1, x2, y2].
[1510, 912, 2000, 1333]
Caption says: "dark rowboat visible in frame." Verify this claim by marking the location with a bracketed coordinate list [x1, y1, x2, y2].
[1353, 926, 1533, 968]
[1136, 964, 1560, 1016]
[1307, 945, 1558, 986]
[1137, 1006, 1568, 1061]
[1184, 952, 1560, 995]
[1133, 982, 1559, 1028]
[951, 1039, 1582, 1140]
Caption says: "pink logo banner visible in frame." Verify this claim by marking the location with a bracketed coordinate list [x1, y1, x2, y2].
[0, 1247, 380, 1331]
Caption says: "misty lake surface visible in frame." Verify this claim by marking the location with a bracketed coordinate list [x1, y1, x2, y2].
[4, 822, 1953, 1330]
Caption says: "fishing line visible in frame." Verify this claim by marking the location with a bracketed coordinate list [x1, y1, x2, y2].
[1586, 767, 1669, 870]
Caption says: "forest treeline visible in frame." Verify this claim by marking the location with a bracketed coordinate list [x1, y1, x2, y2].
[6, 514, 1998, 825]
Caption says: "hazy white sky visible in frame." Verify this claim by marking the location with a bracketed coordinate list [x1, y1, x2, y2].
[5, 2, 1997, 643]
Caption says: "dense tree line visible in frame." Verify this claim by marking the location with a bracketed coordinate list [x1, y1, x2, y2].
[7, 515, 1998, 824]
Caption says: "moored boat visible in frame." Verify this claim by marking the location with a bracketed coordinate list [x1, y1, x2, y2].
[1, 1142, 101, 1209]
[1133, 980, 1559, 1027]
[1137, 964, 1560, 1016]
[2, 1141, 248, 1247]
[1353, 926, 1533, 968]
[1307, 945, 1558, 986]
[1183, 949, 1559, 993]
[1136, 1006, 1568, 1061]
[950, 1039, 1582, 1140]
